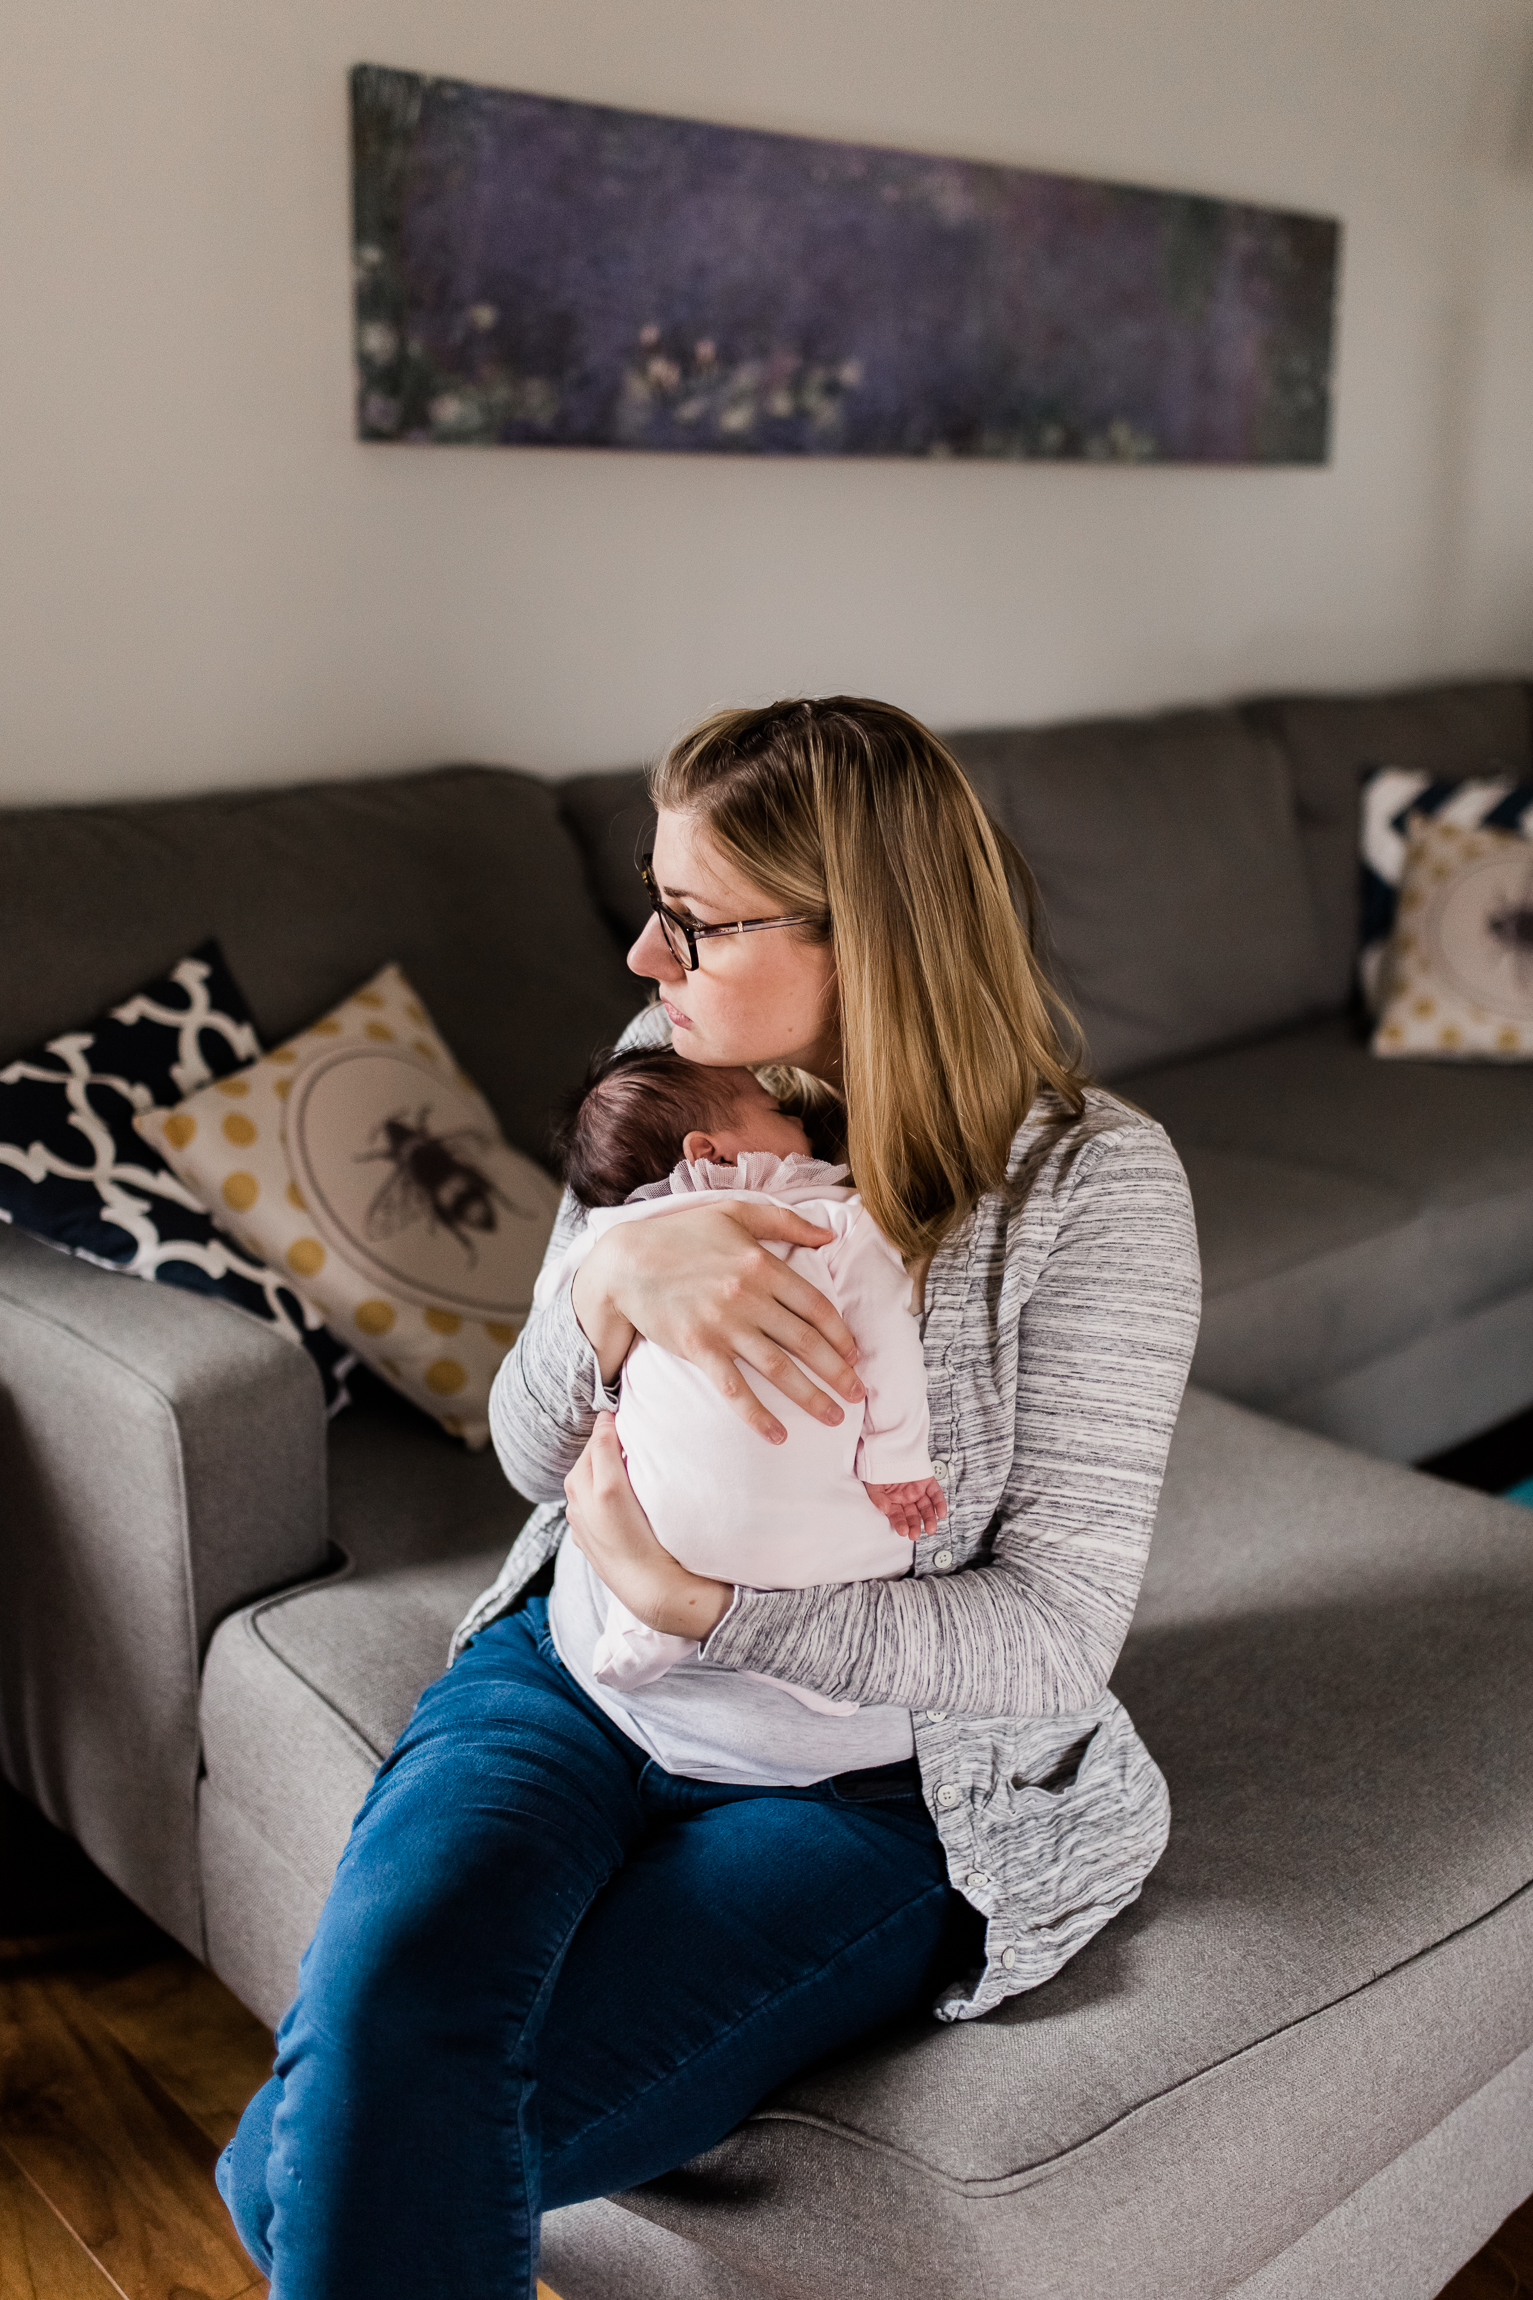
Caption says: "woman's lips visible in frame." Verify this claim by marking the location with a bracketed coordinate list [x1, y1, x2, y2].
[662, 999, 693, 1030]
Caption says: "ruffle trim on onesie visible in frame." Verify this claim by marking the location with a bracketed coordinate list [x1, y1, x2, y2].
[626, 1151, 852, 1205]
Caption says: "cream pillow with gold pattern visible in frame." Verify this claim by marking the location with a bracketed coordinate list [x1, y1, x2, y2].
[137, 963, 561, 1443]
[1373, 817, 1533, 1062]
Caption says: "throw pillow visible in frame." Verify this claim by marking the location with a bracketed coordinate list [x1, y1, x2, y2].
[1359, 767, 1533, 1013]
[0, 942, 357, 1411]
[138, 962, 562, 1446]
[1372, 818, 1533, 1060]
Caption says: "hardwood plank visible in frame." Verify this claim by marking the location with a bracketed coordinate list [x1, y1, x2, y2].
[0, 2145, 125, 2298]
[0, 1970, 259, 2300]
[79, 1952, 274, 2152]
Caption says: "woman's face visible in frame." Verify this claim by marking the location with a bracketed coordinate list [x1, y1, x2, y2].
[627, 809, 840, 1080]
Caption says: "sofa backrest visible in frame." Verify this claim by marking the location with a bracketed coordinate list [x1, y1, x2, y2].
[556, 678, 1533, 1083]
[0, 765, 640, 1166]
[1244, 680, 1533, 1012]
[947, 705, 1332, 1079]
[559, 709, 1344, 1083]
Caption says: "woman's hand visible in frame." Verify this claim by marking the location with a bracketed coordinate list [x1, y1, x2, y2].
[570, 1203, 866, 1443]
[565, 1414, 732, 1640]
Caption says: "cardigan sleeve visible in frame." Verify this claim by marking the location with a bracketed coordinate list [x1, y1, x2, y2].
[699, 1120, 1201, 1716]
[487, 1003, 669, 1503]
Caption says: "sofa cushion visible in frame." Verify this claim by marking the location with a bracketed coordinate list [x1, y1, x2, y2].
[947, 707, 1330, 1077]
[1247, 680, 1533, 1011]
[0, 766, 639, 1168]
[1121, 1015, 1533, 1413]
[557, 768, 656, 950]
[1359, 765, 1533, 1014]
[619, 1394, 1533, 2299]
[1372, 817, 1533, 1062]
[141, 962, 562, 1447]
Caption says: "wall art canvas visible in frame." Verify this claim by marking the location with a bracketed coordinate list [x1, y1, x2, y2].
[351, 64, 1340, 464]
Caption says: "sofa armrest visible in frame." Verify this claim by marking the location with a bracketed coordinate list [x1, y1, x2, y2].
[0, 1224, 329, 1952]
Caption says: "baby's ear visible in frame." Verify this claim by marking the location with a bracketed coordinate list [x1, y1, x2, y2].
[682, 1129, 722, 1164]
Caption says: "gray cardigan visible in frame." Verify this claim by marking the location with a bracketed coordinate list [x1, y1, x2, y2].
[454, 1012, 1201, 2019]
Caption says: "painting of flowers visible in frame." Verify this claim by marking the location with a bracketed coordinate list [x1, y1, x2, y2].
[350, 64, 1340, 464]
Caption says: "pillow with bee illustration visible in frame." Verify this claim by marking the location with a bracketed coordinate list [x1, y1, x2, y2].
[138, 962, 562, 1445]
[1372, 817, 1533, 1061]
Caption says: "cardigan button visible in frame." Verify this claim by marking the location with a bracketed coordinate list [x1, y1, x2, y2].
[965, 1871, 991, 1890]
[924, 1710, 947, 1723]
[935, 1783, 961, 1809]
[933, 1549, 954, 1569]
[1000, 1947, 1017, 1970]
[930, 1457, 949, 1479]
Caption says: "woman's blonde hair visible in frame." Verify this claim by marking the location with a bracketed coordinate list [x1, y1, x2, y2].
[649, 696, 1089, 1262]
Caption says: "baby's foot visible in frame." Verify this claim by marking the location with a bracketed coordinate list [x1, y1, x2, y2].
[865, 1477, 948, 1540]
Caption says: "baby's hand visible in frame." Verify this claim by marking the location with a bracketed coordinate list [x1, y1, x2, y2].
[865, 1477, 948, 1540]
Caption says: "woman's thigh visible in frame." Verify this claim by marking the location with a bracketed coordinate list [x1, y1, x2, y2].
[538, 1782, 977, 2209]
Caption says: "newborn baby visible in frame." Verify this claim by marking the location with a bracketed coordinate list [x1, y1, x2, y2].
[544, 1045, 946, 1711]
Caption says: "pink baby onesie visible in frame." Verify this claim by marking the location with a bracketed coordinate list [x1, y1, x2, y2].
[539, 1152, 933, 1712]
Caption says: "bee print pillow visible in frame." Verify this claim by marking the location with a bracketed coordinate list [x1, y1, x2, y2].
[138, 962, 562, 1445]
[1373, 818, 1533, 1062]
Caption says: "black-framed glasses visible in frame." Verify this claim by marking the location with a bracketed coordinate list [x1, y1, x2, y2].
[640, 857, 817, 973]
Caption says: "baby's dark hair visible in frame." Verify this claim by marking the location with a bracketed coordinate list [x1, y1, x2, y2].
[554, 1045, 749, 1208]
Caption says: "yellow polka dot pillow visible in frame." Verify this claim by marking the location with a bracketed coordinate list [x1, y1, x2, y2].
[137, 963, 561, 1444]
[1373, 818, 1533, 1062]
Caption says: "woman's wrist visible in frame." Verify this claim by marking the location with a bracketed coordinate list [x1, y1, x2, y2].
[643, 1561, 733, 1642]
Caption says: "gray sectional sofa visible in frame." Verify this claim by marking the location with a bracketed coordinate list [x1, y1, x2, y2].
[2, 676, 1532, 2299]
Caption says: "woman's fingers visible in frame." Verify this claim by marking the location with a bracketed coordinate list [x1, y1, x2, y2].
[599, 1205, 870, 1439]
[726, 1205, 864, 1380]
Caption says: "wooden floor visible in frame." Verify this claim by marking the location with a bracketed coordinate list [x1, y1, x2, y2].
[0, 1778, 1526, 2297]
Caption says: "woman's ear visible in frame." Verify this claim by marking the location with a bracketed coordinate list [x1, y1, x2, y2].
[682, 1129, 725, 1164]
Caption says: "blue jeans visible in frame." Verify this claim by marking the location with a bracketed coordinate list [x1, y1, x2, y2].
[218, 1598, 977, 2298]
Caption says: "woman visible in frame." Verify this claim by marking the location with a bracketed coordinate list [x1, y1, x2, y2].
[220, 697, 1200, 2297]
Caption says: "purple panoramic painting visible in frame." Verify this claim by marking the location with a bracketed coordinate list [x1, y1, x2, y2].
[350, 65, 1340, 464]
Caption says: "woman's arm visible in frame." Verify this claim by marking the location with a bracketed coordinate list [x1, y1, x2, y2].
[700, 1121, 1201, 1716]
[491, 1197, 870, 1502]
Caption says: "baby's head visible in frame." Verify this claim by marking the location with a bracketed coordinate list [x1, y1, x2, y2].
[556, 1046, 812, 1208]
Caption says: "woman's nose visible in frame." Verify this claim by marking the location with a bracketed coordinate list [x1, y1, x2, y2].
[627, 913, 684, 981]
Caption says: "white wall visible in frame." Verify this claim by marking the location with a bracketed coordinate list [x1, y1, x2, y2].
[1, 0, 1530, 804]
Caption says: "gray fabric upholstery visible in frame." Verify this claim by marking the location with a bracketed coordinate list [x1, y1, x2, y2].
[1246, 679, 1533, 1008]
[195, 1389, 1533, 2287]
[544, 2049, 1533, 2300]
[0, 1223, 328, 1952]
[1225, 2043, 1533, 2300]
[198, 1385, 529, 2023]
[557, 767, 656, 949]
[0, 764, 639, 1164]
[946, 706, 1330, 1077]
[1122, 1015, 1533, 1446]
[1273, 1281, 1533, 1464]
[541, 2200, 767, 2299]
[607, 1391, 1533, 2297]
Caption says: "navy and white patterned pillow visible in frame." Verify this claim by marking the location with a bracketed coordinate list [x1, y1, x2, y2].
[0, 942, 356, 1414]
[1360, 768, 1533, 1013]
